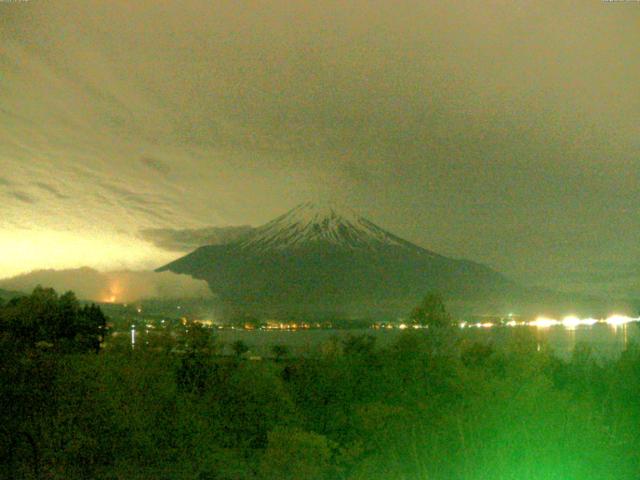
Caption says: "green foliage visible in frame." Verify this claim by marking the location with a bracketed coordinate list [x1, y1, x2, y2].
[259, 427, 334, 480]
[342, 333, 376, 357]
[230, 339, 250, 358]
[0, 286, 107, 353]
[2, 287, 640, 479]
[175, 323, 220, 394]
[183, 323, 216, 352]
[211, 363, 299, 450]
[0, 342, 57, 479]
[270, 344, 289, 362]
[410, 291, 452, 328]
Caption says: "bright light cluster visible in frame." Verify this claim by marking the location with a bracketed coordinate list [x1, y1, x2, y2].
[580, 318, 599, 326]
[561, 316, 581, 329]
[526, 315, 639, 329]
[560, 316, 599, 329]
[605, 315, 639, 326]
[528, 317, 559, 328]
[457, 314, 639, 330]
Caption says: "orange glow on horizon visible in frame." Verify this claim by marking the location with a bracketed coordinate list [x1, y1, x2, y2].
[102, 280, 123, 304]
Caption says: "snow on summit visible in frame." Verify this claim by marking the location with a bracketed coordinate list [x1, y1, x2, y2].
[238, 202, 420, 252]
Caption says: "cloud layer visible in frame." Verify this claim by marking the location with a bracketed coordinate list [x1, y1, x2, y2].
[139, 226, 253, 252]
[0, 1, 638, 289]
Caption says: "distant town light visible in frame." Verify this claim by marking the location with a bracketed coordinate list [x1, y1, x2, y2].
[529, 317, 559, 328]
[469, 322, 494, 329]
[561, 316, 581, 329]
[606, 315, 638, 326]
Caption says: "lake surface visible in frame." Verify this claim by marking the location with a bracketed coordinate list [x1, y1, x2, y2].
[215, 323, 640, 360]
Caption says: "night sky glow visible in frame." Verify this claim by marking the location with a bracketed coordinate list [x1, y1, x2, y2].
[0, 1, 638, 297]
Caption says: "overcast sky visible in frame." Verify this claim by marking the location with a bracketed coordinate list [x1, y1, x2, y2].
[0, 1, 638, 290]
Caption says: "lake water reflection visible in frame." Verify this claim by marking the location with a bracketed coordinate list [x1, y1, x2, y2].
[463, 323, 639, 359]
[216, 323, 640, 360]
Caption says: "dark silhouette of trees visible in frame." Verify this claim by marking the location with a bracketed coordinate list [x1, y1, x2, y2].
[409, 292, 452, 328]
[342, 334, 376, 357]
[271, 344, 289, 362]
[176, 324, 218, 394]
[77, 303, 108, 353]
[0, 286, 107, 353]
[231, 339, 249, 359]
[1, 286, 640, 479]
[0, 340, 55, 479]
[0, 287, 110, 478]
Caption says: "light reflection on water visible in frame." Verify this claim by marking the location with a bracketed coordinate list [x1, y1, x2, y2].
[215, 323, 640, 360]
[464, 323, 638, 360]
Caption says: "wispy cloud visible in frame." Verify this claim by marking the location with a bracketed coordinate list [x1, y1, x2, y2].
[139, 225, 253, 252]
[8, 191, 37, 204]
[33, 182, 70, 200]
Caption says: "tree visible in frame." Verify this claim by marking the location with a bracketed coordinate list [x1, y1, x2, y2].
[176, 324, 217, 394]
[0, 287, 108, 353]
[0, 340, 56, 479]
[409, 292, 452, 328]
[76, 303, 108, 353]
[271, 344, 289, 362]
[183, 322, 216, 353]
[342, 334, 376, 357]
[213, 364, 298, 450]
[231, 340, 249, 359]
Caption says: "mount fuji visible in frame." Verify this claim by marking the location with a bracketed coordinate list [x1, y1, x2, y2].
[157, 202, 516, 318]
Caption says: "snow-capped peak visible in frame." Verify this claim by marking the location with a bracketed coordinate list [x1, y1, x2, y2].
[238, 202, 421, 252]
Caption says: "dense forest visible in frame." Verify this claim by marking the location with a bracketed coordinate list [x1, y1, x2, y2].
[1, 288, 640, 479]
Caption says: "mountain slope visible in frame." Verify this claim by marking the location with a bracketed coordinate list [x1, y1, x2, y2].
[157, 202, 515, 317]
[237, 202, 426, 253]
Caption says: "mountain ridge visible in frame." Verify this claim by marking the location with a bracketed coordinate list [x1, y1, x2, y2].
[157, 202, 516, 318]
